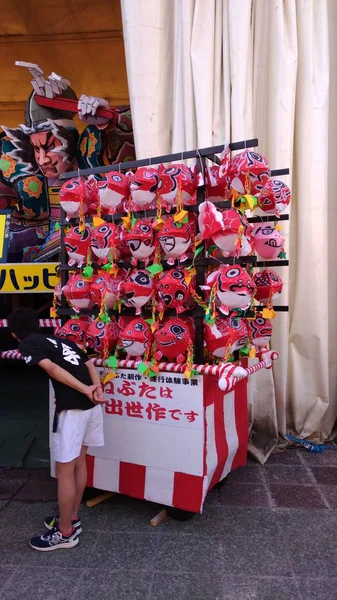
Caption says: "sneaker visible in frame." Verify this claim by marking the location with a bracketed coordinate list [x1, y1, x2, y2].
[29, 527, 79, 552]
[44, 514, 82, 534]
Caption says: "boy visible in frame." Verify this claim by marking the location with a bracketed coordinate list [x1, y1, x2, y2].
[8, 307, 106, 552]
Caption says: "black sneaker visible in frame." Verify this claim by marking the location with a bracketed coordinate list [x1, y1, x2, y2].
[44, 514, 82, 534]
[29, 527, 79, 552]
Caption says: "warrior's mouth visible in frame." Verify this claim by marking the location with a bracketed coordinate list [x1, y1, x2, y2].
[160, 236, 176, 252]
[265, 239, 282, 248]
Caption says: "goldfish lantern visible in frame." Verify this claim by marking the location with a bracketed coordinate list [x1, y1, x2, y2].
[119, 318, 152, 360]
[258, 179, 291, 216]
[207, 266, 256, 314]
[154, 318, 192, 363]
[90, 271, 125, 310]
[158, 164, 196, 210]
[156, 269, 194, 314]
[59, 177, 91, 220]
[64, 225, 91, 267]
[120, 269, 154, 314]
[128, 167, 159, 210]
[123, 219, 155, 265]
[86, 318, 120, 357]
[246, 314, 273, 348]
[158, 217, 193, 264]
[54, 318, 89, 350]
[97, 171, 129, 214]
[205, 317, 249, 358]
[227, 150, 271, 196]
[198, 203, 252, 257]
[254, 270, 283, 305]
[253, 224, 285, 260]
[62, 274, 94, 311]
[91, 222, 121, 265]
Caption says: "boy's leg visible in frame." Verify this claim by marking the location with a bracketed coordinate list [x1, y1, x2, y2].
[56, 458, 77, 535]
[72, 445, 88, 519]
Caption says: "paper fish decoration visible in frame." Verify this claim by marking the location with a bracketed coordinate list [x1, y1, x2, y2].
[64, 225, 91, 267]
[97, 171, 129, 214]
[204, 317, 249, 358]
[91, 222, 121, 264]
[258, 179, 291, 216]
[123, 219, 155, 265]
[158, 217, 193, 264]
[253, 225, 285, 260]
[62, 274, 94, 311]
[119, 318, 152, 360]
[246, 314, 273, 348]
[254, 269, 283, 305]
[120, 269, 154, 314]
[227, 150, 271, 196]
[86, 318, 120, 357]
[206, 266, 256, 314]
[154, 318, 192, 362]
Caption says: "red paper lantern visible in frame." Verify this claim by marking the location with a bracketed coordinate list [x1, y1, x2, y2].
[158, 217, 193, 264]
[54, 318, 89, 349]
[91, 222, 121, 265]
[246, 314, 273, 348]
[207, 266, 256, 314]
[97, 171, 129, 214]
[258, 179, 291, 216]
[128, 167, 159, 210]
[205, 317, 249, 358]
[90, 271, 125, 310]
[120, 269, 154, 314]
[59, 177, 92, 219]
[86, 319, 120, 357]
[124, 219, 155, 265]
[252, 225, 285, 260]
[62, 274, 94, 311]
[158, 164, 196, 210]
[254, 270, 283, 304]
[64, 225, 91, 267]
[227, 150, 271, 196]
[119, 318, 152, 360]
[154, 318, 192, 362]
[157, 269, 194, 314]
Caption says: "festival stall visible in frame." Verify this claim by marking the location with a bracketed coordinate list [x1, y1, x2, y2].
[1, 138, 289, 515]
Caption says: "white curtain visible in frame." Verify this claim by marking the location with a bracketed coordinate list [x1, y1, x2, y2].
[121, 0, 337, 461]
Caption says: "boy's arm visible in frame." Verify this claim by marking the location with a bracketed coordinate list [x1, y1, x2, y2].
[38, 359, 99, 402]
[85, 360, 105, 403]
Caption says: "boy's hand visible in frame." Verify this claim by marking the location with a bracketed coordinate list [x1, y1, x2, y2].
[92, 385, 106, 405]
[84, 384, 103, 403]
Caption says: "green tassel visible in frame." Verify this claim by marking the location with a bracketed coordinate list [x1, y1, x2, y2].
[83, 266, 94, 279]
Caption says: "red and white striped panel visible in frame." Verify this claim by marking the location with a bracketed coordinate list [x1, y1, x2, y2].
[0, 318, 61, 328]
[84, 375, 248, 513]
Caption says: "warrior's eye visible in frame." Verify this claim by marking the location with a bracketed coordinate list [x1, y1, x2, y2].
[226, 268, 240, 278]
[134, 323, 144, 331]
[170, 324, 185, 335]
[256, 318, 265, 326]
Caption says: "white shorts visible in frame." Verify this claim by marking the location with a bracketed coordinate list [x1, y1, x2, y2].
[51, 405, 104, 463]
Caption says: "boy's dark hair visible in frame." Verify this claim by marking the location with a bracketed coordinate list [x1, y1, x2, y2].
[7, 307, 40, 340]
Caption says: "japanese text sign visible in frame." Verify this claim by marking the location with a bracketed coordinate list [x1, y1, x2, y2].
[91, 368, 205, 476]
[0, 263, 59, 293]
[0, 210, 11, 263]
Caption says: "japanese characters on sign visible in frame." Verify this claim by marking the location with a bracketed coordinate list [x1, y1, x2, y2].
[0, 263, 59, 293]
[103, 369, 203, 431]
[0, 210, 11, 263]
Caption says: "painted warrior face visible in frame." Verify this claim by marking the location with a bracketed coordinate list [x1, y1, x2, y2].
[30, 130, 73, 178]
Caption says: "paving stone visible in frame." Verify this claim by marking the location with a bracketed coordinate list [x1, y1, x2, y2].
[266, 450, 302, 465]
[220, 533, 292, 577]
[217, 482, 271, 507]
[92, 531, 223, 574]
[228, 466, 264, 483]
[81, 495, 161, 532]
[0, 502, 57, 536]
[70, 569, 151, 600]
[0, 567, 16, 593]
[297, 577, 337, 600]
[0, 479, 27, 501]
[276, 510, 337, 576]
[0, 566, 84, 600]
[222, 576, 300, 600]
[301, 449, 337, 466]
[151, 572, 223, 600]
[269, 484, 327, 509]
[13, 479, 57, 502]
[263, 465, 309, 484]
[320, 486, 337, 509]
[0, 501, 7, 510]
[310, 466, 337, 485]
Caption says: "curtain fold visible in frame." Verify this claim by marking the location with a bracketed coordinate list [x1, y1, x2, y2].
[121, 0, 337, 460]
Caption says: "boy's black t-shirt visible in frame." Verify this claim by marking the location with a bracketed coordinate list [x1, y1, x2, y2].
[19, 333, 93, 413]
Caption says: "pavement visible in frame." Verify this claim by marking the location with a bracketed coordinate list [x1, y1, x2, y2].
[1, 448, 337, 600]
